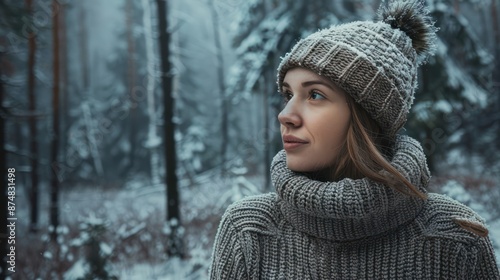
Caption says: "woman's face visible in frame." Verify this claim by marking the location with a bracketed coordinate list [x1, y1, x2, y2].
[278, 67, 351, 174]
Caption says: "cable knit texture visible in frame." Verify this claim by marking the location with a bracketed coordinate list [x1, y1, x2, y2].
[210, 135, 500, 279]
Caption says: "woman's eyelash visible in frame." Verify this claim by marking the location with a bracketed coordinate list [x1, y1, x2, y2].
[280, 90, 325, 103]
[309, 90, 325, 100]
[280, 91, 293, 102]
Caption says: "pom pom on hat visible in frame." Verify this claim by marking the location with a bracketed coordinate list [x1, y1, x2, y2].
[378, 0, 438, 64]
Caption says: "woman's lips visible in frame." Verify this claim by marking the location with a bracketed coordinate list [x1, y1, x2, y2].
[282, 135, 309, 151]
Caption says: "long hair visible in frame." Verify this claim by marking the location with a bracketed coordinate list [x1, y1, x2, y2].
[330, 95, 427, 199]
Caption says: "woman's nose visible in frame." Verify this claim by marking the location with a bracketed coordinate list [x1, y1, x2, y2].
[278, 100, 302, 128]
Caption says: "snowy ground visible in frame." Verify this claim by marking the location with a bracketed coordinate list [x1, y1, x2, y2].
[14, 173, 500, 279]
[14, 172, 265, 279]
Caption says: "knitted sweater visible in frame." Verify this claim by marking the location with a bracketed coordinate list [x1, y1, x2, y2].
[209, 136, 500, 279]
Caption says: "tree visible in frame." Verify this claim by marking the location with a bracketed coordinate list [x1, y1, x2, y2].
[126, 0, 138, 173]
[156, 0, 184, 257]
[141, 0, 161, 185]
[208, 0, 229, 176]
[0, 2, 31, 275]
[458, 0, 500, 175]
[50, 0, 61, 242]
[78, 2, 104, 181]
[26, 0, 40, 233]
[173, 1, 224, 179]
[406, 0, 494, 172]
[60, 1, 70, 167]
[492, 0, 500, 86]
[0, 49, 8, 280]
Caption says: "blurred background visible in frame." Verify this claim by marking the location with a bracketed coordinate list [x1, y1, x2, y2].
[0, 0, 499, 279]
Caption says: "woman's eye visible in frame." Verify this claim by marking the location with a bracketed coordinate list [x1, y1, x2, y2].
[281, 91, 293, 102]
[310, 91, 325, 100]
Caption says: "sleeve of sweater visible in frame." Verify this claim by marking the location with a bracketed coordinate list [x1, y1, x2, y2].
[209, 211, 248, 280]
[470, 236, 500, 279]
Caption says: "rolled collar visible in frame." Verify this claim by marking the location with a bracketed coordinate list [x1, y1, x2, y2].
[272, 135, 430, 241]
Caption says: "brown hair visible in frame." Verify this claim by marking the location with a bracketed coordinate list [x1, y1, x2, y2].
[330, 95, 427, 199]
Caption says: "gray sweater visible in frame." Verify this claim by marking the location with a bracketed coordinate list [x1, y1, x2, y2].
[210, 136, 500, 279]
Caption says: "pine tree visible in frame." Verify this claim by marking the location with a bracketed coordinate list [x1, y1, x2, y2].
[25, 0, 40, 233]
[0, 47, 8, 280]
[208, 0, 230, 176]
[156, 0, 184, 258]
[50, 0, 61, 242]
[406, 0, 495, 173]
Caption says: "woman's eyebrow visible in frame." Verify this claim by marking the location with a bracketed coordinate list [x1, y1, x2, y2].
[282, 80, 334, 90]
[301, 80, 334, 90]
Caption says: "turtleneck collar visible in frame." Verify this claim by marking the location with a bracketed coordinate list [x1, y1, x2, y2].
[271, 135, 431, 241]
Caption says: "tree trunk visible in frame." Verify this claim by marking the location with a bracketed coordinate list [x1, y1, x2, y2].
[209, 0, 229, 176]
[453, 0, 460, 14]
[26, 0, 39, 233]
[492, 0, 500, 100]
[82, 102, 104, 177]
[77, 2, 103, 180]
[126, 0, 137, 172]
[263, 69, 271, 191]
[155, 0, 184, 258]
[82, 58, 104, 180]
[50, 0, 61, 242]
[142, 0, 161, 185]
[60, 2, 69, 167]
[79, 2, 89, 93]
[0, 50, 8, 280]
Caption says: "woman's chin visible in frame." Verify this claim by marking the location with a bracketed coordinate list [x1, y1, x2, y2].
[286, 158, 306, 172]
[286, 159, 319, 173]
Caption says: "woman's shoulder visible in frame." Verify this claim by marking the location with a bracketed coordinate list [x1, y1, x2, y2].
[220, 193, 281, 235]
[418, 193, 489, 242]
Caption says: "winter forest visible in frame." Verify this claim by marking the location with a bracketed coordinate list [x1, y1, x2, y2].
[0, 0, 499, 279]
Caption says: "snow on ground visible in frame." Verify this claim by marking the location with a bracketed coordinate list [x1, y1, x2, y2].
[43, 172, 264, 279]
[106, 173, 265, 279]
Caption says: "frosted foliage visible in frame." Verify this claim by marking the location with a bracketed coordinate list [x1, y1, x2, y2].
[441, 180, 473, 204]
[434, 40, 488, 107]
[43, 251, 53, 260]
[83, 213, 105, 226]
[178, 125, 206, 171]
[232, 0, 266, 37]
[216, 176, 261, 208]
[433, 100, 453, 113]
[120, 139, 131, 153]
[229, 10, 291, 97]
[64, 260, 87, 279]
[412, 102, 431, 121]
[411, 38, 489, 123]
[443, 57, 487, 106]
[144, 134, 161, 148]
[448, 130, 464, 144]
[117, 222, 146, 239]
[100, 243, 113, 256]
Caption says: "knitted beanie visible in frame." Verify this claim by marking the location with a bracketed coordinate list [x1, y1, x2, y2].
[277, 1, 437, 137]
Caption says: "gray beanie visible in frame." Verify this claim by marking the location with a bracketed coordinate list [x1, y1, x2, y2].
[277, 1, 437, 137]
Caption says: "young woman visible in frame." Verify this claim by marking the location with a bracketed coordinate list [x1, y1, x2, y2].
[210, 1, 500, 279]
